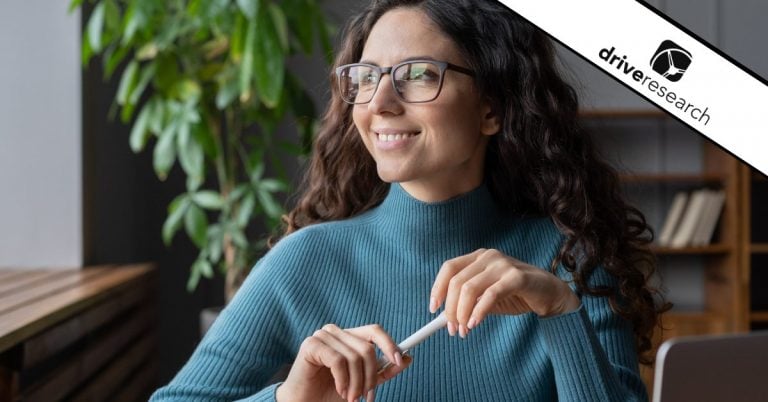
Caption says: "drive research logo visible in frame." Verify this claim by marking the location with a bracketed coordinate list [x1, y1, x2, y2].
[598, 45, 711, 126]
[650, 40, 692, 82]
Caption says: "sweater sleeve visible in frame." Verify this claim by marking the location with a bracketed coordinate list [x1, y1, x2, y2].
[149, 233, 312, 402]
[537, 271, 649, 402]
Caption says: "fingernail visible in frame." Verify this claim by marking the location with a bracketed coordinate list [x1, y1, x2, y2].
[447, 321, 456, 336]
[394, 351, 403, 367]
[459, 324, 466, 338]
[341, 389, 347, 399]
[429, 297, 437, 313]
[468, 317, 478, 330]
[367, 389, 375, 402]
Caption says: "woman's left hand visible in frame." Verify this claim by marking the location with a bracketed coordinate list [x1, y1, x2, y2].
[429, 248, 581, 337]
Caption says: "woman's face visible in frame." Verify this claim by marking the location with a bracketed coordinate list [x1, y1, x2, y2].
[353, 8, 499, 202]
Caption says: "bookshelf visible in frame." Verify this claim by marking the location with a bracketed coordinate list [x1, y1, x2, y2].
[581, 110, 745, 391]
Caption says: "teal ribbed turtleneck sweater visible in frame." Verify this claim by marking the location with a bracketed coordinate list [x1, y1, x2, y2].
[151, 183, 647, 401]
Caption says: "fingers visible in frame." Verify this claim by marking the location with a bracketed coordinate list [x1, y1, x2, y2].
[455, 264, 503, 329]
[317, 324, 383, 401]
[430, 249, 487, 314]
[376, 353, 413, 384]
[443, 257, 493, 335]
[304, 324, 406, 402]
[346, 324, 402, 371]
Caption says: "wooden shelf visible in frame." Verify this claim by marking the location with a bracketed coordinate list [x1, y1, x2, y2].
[619, 173, 726, 183]
[752, 170, 768, 181]
[652, 244, 731, 255]
[750, 311, 768, 323]
[751, 243, 768, 254]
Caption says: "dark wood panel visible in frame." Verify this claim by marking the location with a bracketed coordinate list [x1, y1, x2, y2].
[23, 283, 149, 369]
[67, 334, 155, 402]
[22, 306, 152, 402]
[113, 357, 158, 402]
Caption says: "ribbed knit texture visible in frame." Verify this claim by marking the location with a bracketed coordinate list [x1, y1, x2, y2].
[150, 183, 648, 402]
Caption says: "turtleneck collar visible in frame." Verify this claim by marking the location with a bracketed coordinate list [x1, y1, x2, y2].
[369, 182, 506, 247]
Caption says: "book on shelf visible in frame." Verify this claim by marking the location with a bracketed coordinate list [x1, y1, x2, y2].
[658, 188, 726, 248]
[658, 192, 688, 246]
[691, 190, 726, 247]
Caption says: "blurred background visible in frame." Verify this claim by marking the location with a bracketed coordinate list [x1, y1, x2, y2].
[0, 0, 765, 399]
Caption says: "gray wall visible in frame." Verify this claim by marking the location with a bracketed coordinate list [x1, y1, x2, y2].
[0, 2, 82, 268]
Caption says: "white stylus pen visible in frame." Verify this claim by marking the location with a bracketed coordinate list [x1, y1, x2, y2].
[377, 312, 448, 373]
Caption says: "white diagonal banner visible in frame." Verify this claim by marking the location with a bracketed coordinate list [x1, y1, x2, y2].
[497, 0, 768, 176]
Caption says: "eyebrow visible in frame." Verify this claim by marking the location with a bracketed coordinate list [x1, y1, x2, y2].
[358, 55, 439, 65]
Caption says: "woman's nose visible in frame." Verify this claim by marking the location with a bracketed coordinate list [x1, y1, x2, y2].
[367, 75, 404, 115]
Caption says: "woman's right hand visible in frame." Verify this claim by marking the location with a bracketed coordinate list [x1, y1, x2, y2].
[276, 324, 412, 402]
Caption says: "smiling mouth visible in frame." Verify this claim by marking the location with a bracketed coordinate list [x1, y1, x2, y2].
[375, 131, 421, 142]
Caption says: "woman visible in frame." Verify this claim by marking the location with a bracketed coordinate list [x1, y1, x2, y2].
[151, 0, 667, 401]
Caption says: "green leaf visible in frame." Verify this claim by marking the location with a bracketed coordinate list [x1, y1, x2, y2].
[193, 191, 225, 210]
[228, 184, 250, 203]
[186, 265, 201, 292]
[136, 42, 159, 60]
[258, 178, 287, 193]
[207, 224, 224, 263]
[120, 101, 136, 123]
[187, 173, 203, 192]
[174, 80, 203, 103]
[177, 122, 204, 181]
[81, 29, 94, 66]
[104, 44, 130, 78]
[236, 0, 260, 20]
[163, 195, 189, 246]
[104, 0, 121, 35]
[216, 69, 240, 110]
[116, 60, 139, 106]
[194, 258, 215, 279]
[239, 18, 256, 103]
[228, 225, 248, 248]
[236, 192, 256, 227]
[68, 0, 84, 14]
[129, 103, 152, 153]
[87, 3, 106, 53]
[153, 123, 177, 180]
[253, 8, 284, 108]
[154, 54, 180, 95]
[121, 3, 144, 45]
[192, 115, 218, 159]
[185, 203, 208, 248]
[129, 62, 157, 105]
[230, 14, 246, 62]
[249, 160, 265, 183]
[268, 4, 289, 52]
[257, 188, 282, 219]
[148, 98, 165, 134]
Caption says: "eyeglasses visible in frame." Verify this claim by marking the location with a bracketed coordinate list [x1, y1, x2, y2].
[335, 60, 475, 105]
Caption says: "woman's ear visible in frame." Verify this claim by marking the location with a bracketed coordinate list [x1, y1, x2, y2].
[480, 100, 501, 136]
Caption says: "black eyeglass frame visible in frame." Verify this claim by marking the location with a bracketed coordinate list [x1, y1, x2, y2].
[335, 60, 475, 105]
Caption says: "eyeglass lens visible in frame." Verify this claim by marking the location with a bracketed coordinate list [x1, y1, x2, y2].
[339, 62, 442, 104]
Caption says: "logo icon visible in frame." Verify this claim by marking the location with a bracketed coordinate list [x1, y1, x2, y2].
[650, 40, 692, 82]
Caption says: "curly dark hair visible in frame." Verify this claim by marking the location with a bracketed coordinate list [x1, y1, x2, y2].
[281, 0, 670, 364]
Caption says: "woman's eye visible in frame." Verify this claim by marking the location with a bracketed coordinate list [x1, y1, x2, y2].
[361, 73, 377, 84]
[406, 69, 438, 81]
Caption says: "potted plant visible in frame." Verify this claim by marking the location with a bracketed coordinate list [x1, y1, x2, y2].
[71, 0, 333, 304]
